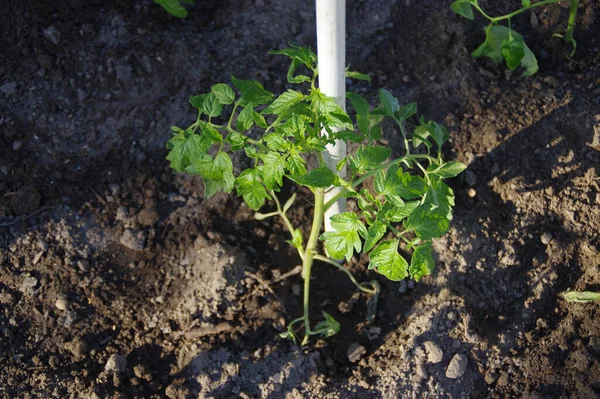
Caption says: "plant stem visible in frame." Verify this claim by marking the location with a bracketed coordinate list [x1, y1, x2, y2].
[474, 0, 561, 22]
[313, 254, 377, 294]
[301, 188, 325, 345]
[565, 0, 578, 52]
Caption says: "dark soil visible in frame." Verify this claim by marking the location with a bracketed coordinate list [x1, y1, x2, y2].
[1, 0, 600, 398]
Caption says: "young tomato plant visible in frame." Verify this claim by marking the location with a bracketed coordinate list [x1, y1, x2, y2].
[452, 0, 580, 75]
[166, 45, 465, 345]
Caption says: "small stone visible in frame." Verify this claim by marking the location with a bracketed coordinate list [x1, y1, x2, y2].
[105, 354, 127, 374]
[416, 363, 428, 379]
[77, 89, 87, 102]
[22, 276, 38, 288]
[465, 170, 477, 186]
[402, 75, 411, 83]
[347, 343, 367, 363]
[446, 353, 468, 379]
[65, 338, 88, 358]
[165, 383, 191, 399]
[423, 341, 443, 364]
[137, 208, 159, 226]
[11, 185, 41, 215]
[133, 364, 153, 381]
[367, 326, 381, 340]
[119, 229, 146, 251]
[0, 291, 15, 305]
[0, 82, 17, 96]
[484, 370, 498, 385]
[43, 26, 61, 44]
[292, 284, 301, 296]
[467, 188, 477, 198]
[115, 65, 133, 83]
[530, 12, 538, 28]
[55, 297, 69, 311]
[115, 206, 128, 221]
[33, 251, 44, 265]
[398, 280, 408, 294]
[540, 232, 552, 245]
[12, 141, 23, 151]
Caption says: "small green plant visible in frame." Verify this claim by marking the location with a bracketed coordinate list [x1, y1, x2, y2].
[563, 291, 600, 303]
[451, 0, 580, 76]
[166, 44, 465, 344]
[154, 0, 193, 18]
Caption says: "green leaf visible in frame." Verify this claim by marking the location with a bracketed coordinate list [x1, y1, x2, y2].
[236, 105, 255, 132]
[199, 121, 222, 143]
[211, 83, 235, 105]
[450, 0, 476, 20]
[422, 177, 455, 220]
[347, 92, 370, 135]
[379, 88, 399, 117]
[563, 291, 600, 303]
[269, 44, 317, 69]
[354, 146, 392, 172]
[285, 59, 312, 84]
[404, 207, 450, 239]
[346, 69, 371, 82]
[396, 102, 417, 121]
[308, 90, 353, 129]
[166, 130, 211, 172]
[319, 212, 367, 262]
[424, 120, 449, 147]
[263, 132, 288, 152]
[226, 131, 247, 150]
[364, 221, 386, 252]
[368, 239, 408, 281]
[293, 166, 335, 188]
[330, 130, 364, 143]
[286, 151, 307, 175]
[260, 152, 286, 190]
[521, 0, 531, 7]
[189, 94, 206, 109]
[501, 35, 525, 70]
[231, 76, 274, 106]
[410, 241, 435, 282]
[412, 125, 432, 149]
[252, 112, 268, 128]
[186, 152, 234, 198]
[235, 168, 271, 210]
[376, 165, 427, 200]
[261, 90, 305, 115]
[289, 228, 304, 250]
[431, 161, 467, 178]
[201, 93, 223, 117]
[472, 25, 538, 76]
[154, 0, 190, 18]
[385, 201, 420, 222]
[315, 312, 340, 338]
[244, 146, 259, 159]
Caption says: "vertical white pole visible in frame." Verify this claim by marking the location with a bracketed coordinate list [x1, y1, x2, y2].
[316, 0, 346, 232]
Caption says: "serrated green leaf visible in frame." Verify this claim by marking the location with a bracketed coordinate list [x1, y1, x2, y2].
[189, 94, 206, 110]
[376, 165, 427, 200]
[154, 0, 189, 18]
[261, 90, 305, 115]
[289, 228, 304, 250]
[237, 104, 255, 132]
[330, 130, 364, 143]
[347, 92, 370, 135]
[260, 152, 286, 190]
[244, 146, 259, 159]
[252, 111, 268, 128]
[185, 152, 234, 198]
[293, 166, 335, 188]
[424, 120, 449, 147]
[379, 88, 400, 117]
[396, 102, 417, 121]
[501, 35, 525, 70]
[166, 130, 211, 172]
[412, 125, 432, 149]
[472, 25, 538, 76]
[235, 168, 271, 210]
[563, 291, 600, 303]
[231, 76, 274, 106]
[315, 312, 340, 338]
[199, 121, 222, 143]
[450, 0, 476, 20]
[201, 93, 223, 118]
[308, 90, 353, 129]
[410, 241, 435, 282]
[269, 44, 317, 69]
[346, 69, 371, 82]
[521, 0, 531, 7]
[286, 151, 307, 175]
[320, 212, 367, 262]
[385, 200, 420, 222]
[226, 131, 247, 150]
[354, 146, 392, 172]
[368, 239, 408, 281]
[210, 83, 235, 105]
[422, 177, 455, 220]
[431, 161, 467, 178]
[364, 221, 386, 252]
[404, 207, 450, 239]
[263, 132, 288, 152]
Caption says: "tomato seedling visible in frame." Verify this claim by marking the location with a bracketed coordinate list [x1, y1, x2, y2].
[166, 45, 465, 344]
[451, 0, 580, 75]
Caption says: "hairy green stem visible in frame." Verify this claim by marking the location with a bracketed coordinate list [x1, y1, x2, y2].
[313, 254, 377, 294]
[301, 188, 325, 345]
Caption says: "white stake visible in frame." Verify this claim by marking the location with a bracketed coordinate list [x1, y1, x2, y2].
[316, 0, 346, 232]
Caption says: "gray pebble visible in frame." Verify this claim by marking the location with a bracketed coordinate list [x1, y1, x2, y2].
[347, 343, 367, 363]
[119, 229, 146, 251]
[116, 206, 128, 221]
[465, 170, 477, 186]
[43, 26, 61, 44]
[423, 341, 443, 364]
[398, 280, 407, 294]
[446, 353, 468, 379]
[115, 65, 133, 83]
[105, 354, 127, 374]
[22, 276, 38, 288]
[77, 89, 87, 102]
[540, 232, 552, 245]
[137, 208, 159, 226]
[55, 297, 69, 311]
[0, 82, 17, 96]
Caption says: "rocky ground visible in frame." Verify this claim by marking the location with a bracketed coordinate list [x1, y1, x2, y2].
[1, 0, 600, 398]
